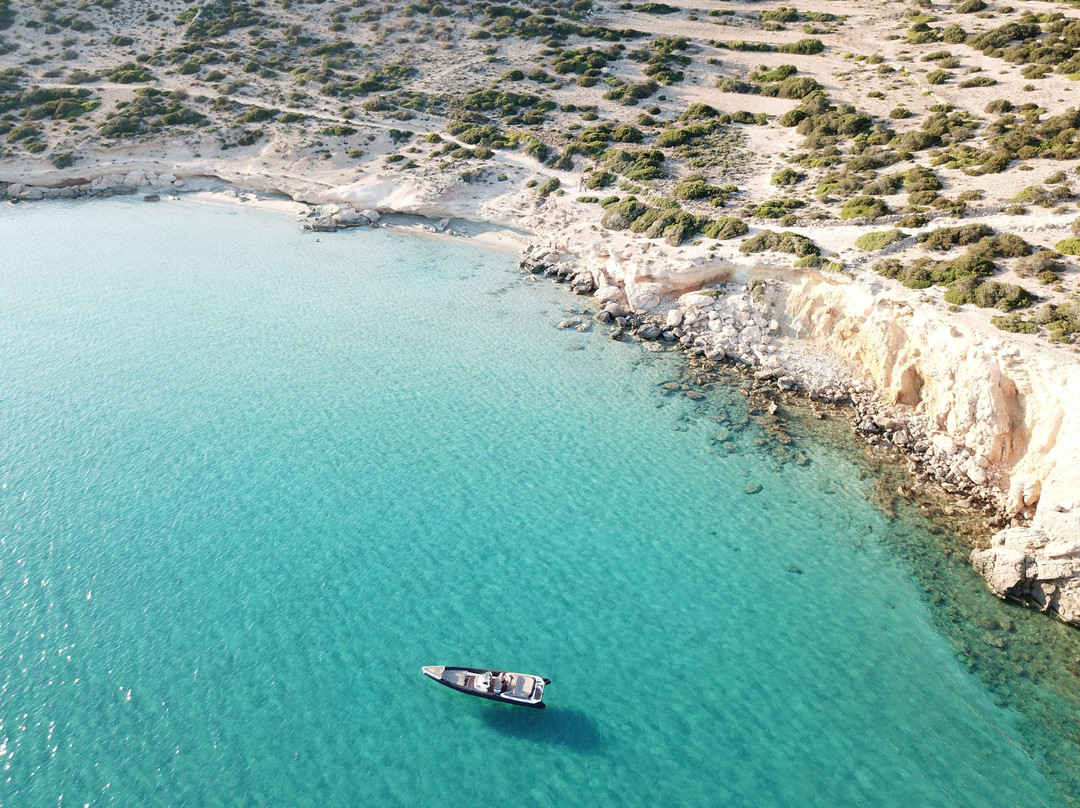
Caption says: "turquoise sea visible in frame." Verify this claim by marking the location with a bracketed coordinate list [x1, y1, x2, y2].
[1, 196, 1079, 807]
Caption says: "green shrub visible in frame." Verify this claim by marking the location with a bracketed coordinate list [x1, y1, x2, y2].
[983, 233, 1032, 258]
[920, 223, 994, 250]
[700, 217, 749, 240]
[904, 166, 941, 192]
[897, 213, 930, 228]
[612, 123, 643, 143]
[673, 178, 725, 201]
[959, 75, 997, 88]
[761, 6, 799, 22]
[536, 177, 561, 197]
[682, 103, 720, 120]
[956, 0, 987, 12]
[992, 315, 1038, 334]
[108, 62, 154, 83]
[840, 196, 889, 220]
[1016, 250, 1062, 278]
[739, 229, 819, 256]
[238, 106, 278, 123]
[1054, 237, 1080, 255]
[926, 69, 950, 85]
[638, 2, 679, 13]
[855, 230, 907, 251]
[777, 38, 825, 55]
[754, 198, 806, 218]
[601, 196, 648, 229]
[584, 170, 615, 190]
[771, 167, 803, 186]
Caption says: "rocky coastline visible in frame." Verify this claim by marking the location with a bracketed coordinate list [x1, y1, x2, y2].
[518, 241, 1080, 625]
[4, 169, 1079, 625]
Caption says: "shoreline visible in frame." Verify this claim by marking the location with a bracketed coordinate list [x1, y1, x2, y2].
[3, 160, 1079, 624]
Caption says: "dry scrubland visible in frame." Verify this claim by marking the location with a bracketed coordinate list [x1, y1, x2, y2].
[2, 0, 1080, 338]
[3, 0, 1080, 618]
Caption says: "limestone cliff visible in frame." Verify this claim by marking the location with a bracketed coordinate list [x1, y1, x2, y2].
[773, 271, 1080, 622]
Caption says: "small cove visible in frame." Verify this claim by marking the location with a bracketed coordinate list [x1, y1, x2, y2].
[1, 196, 1078, 806]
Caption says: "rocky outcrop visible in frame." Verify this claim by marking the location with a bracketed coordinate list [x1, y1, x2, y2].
[301, 202, 378, 232]
[524, 238, 1080, 623]
[767, 271, 1080, 623]
[1, 170, 189, 201]
[972, 528, 1080, 623]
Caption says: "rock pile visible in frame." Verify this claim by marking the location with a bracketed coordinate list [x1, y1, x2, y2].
[1, 171, 185, 201]
[519, 246, 597, 296]
[302, 203, 381, 232]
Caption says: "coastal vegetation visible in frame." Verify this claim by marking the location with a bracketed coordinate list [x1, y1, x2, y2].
[0, 0, 1074, 347]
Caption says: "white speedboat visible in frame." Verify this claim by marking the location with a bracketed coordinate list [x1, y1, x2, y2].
[421, 665, 549, 709]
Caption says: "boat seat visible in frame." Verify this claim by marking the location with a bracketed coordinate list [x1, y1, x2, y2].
[509, 677, 534, 698]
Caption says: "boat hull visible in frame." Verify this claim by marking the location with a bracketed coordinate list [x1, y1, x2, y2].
[421, 666, 548, 709]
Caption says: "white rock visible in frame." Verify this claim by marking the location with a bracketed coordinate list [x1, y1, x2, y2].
[739, 325, 762, 345]
[680, 293, 716, 309]
[932, 434, 956, 456]
[594, 285, 624, 305]
[625, 281, 664, 313]
[665, 309, 683, 328]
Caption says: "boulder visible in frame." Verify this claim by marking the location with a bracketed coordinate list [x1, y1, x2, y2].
[680, 292, 717, 309]
[333, 209, 370, 226]
[972, 527, 1080, 624]
[360, 209, 380, 222]
[310, 217, 338, 232]
[665, 309, 684, 328]
[638, 325, 662, 340]
[625, 281, 663, 313]
[594, 285, 625, 306]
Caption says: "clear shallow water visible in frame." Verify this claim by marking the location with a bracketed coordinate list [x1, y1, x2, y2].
[0, 197, 1075, 806]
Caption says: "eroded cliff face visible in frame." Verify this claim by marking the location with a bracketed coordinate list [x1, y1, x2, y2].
[774, 271, 1080, 622]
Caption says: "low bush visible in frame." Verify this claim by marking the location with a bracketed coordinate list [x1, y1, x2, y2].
[754, 198, 806, 218]
[700, 217, 749, 240]
[1054, 237, 1080, 255]
[855, 229, 907, 251]
[771, 167, 803, 186]
[840, 196, 889, 220]
[536, 177, 560, 197]
[958, 75, 997, 88]
[1016, 250, 1062, 278]
[739, 229, 819, 256]
[778, 38, 824, 55]
[919, 223, 994, 250]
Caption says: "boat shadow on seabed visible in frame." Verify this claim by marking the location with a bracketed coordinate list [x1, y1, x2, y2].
[480, 704, 604, 754]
